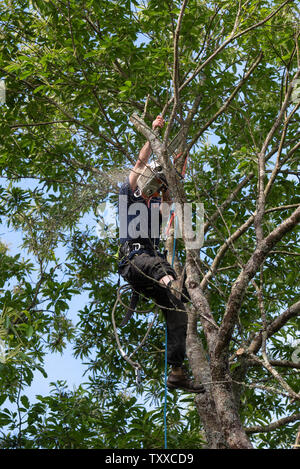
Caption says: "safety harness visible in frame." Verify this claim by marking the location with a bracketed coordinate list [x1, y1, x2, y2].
[118, 239, 168, 326]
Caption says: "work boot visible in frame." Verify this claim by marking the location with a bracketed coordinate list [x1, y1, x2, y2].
[167, 368, 205, 393]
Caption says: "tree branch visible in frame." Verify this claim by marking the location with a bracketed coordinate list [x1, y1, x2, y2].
[249, 354, 299, 401]
[216, 205, 300, 354]
[179, 0, 293, 94]
[255, 68, 300, 244]
[201, 197, 299, 291]
[9, 120, 72, 128]
[245, 413, 300, 435]
[248, 300, 300, 355]
[203, 138, 300, 235]
[245, 359, 300, 370]
[163, 0, 189, 145]
[186, 52, 263, 154]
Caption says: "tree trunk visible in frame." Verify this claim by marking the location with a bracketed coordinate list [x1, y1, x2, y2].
[210, 352, 253, 449]
[186, 255, 253, 449]
[187, 307, 253, 448]
[186, 309, 227, 448]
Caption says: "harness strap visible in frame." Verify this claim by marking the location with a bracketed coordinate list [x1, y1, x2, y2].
[119, 240, 160, 260]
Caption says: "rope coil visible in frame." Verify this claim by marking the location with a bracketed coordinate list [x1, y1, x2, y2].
[111, 284, 158, 385]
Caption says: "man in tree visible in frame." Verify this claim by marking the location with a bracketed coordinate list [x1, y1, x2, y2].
[118, 115, 204, 393]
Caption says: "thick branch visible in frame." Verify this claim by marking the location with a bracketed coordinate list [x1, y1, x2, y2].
[129, 113, 163, 158]
[216, 206, 300, 354]
[186, 308, 226, 448]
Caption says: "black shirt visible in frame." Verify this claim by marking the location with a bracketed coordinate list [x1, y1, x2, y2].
[118, 179, 162, 247]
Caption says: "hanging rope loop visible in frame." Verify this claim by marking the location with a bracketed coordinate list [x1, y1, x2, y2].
[111, 284, 158, 387]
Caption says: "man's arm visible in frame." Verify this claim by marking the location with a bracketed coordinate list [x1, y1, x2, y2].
[128, 115, 164, 191]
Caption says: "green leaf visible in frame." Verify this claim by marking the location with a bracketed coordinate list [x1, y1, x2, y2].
[20, 395, 30, 409]
[26, 325, 34, 338]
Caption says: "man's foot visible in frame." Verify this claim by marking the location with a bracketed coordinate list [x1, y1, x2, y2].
[167, 368, 205, 393]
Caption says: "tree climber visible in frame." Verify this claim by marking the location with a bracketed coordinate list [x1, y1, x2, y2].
[118, 115, 204, 393]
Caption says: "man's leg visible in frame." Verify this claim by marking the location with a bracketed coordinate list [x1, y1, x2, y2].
[120, 253, 204, 393]
[159, 275, 186, 367]
[156, 279, 204, 393]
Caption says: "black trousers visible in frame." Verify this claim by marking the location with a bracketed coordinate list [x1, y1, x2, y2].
[118, 251, 187, 367]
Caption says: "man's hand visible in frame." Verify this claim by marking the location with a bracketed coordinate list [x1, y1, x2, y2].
[152, 115, 165, 131]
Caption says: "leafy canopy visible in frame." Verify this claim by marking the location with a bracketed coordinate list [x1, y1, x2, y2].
[0, 0, 299, 449]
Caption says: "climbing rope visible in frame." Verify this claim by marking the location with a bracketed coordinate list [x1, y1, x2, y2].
[164, 323, 168, 449]
[112, 282, 186, 381]
[111, 284, 158, 389]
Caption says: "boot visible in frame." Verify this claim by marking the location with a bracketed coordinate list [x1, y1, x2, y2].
[167, 368, 205, 393]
